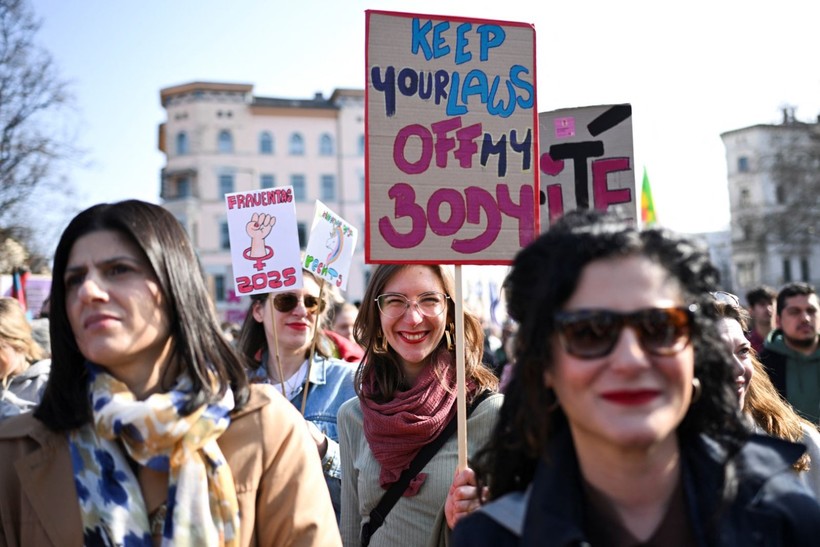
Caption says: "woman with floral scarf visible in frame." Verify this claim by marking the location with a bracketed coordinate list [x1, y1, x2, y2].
[0, 200, 340, 546]
[338, 264, 501, 546]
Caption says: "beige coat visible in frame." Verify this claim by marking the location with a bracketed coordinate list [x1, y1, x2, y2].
[0, 384, 342, 547]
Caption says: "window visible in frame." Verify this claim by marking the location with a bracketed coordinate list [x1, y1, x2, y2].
[289, 133, 304, 155]
[177, 176, 191, 198]
[176, 131, 188, 155]
[783, 258, 792, 282]
[800, 257, 810, 282]
[739, 187, 750, 207]
[260, 174, 275, 189]
[320, 175, 336, 201]
[737, 156, 749, 173]
[291, 174, 306, 201]
[319, 133, 334, 156]
[219, 173, 234, 196]
[357, 134, 365, 156]
[214, 274, 226, 302]
[775, 184, 786, 204]
[220, 222, 230, 250]
[297, 222, 307, 249]
[737, 261, 756, 288]
[218, 130, 233, 153]
[259, 131, 273, 154]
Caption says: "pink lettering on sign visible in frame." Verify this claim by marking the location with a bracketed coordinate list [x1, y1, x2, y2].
[554, 117, 575, 138]
[378, 182, 535, 254]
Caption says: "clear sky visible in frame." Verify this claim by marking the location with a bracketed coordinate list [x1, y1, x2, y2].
[30, 0, 820, 237]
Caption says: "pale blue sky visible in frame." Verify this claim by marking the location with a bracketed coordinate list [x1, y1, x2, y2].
[30, 0, 820, 237]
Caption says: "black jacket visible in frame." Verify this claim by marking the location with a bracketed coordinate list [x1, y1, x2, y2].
[452, 427, 820, 546]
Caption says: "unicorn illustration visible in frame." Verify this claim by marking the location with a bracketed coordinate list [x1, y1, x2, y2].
[325, 225, 344, 267]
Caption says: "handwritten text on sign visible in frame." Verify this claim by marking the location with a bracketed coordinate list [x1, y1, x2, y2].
[366, 11, 538, 264]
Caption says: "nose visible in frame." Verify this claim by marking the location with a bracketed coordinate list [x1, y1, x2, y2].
[403, 301, 424, 324]
[607, 326, 652, 373]
[77, 276, 108, 303]
[730, 354, 745, 377]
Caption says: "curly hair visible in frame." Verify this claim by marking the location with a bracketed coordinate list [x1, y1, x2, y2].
[0, 297, 45, 365]
[35, 200, 250, 431]
[353, 264, 497, 403]
[473, 209, 748, 498]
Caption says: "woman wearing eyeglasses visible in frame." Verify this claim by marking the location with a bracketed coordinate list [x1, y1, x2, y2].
[0, 201, 340, 546]
[338, 264, 501, 547]
[237, 271, 357, 520]
[451, 210, 820, 546]
[712, 293, 820, 499]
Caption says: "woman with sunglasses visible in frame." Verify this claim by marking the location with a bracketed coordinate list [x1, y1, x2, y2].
[451, 210, 820, 546]
[712, 293, 820, 499]
[237, 270, 357, 520]
[338, 264, 501, 547]
[0, 201, 340, 546]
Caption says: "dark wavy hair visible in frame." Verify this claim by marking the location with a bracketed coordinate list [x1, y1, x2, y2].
[236, 269, 336, 366]
[473, 209, 748, 498]
[353, 264, 498, 403]
[35, 200, 250, 431]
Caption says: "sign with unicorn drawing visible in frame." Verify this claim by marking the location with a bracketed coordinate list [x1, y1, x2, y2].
[303, 200, 358, 290]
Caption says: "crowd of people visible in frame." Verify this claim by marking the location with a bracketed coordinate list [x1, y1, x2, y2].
[0, 200, 818, 546]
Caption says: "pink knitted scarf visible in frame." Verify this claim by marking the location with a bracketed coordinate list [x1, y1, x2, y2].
[360, 350, 459, 496]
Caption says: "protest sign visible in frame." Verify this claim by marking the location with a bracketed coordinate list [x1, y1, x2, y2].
[303, 201, 358, 291]
[366, 10, 538, 264]
[224, 187, 303, 296]
[539, 104, 636, 227]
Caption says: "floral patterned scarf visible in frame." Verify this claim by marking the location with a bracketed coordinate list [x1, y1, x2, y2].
[68, 363, 240, 546]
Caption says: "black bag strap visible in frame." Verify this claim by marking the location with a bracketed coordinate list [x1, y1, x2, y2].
[361, 390, 492, 546]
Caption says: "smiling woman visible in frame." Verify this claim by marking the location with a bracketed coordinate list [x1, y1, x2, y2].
[0, 200, 340, 546]
[338, 264, 501, 547]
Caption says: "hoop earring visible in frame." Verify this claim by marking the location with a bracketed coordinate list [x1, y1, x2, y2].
[374, 330, 388, 354]
[445, 323, 455, 351]
[691, 377, 702, 403]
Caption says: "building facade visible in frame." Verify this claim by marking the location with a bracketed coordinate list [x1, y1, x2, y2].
[720, 109, 819, 300]
[157, 82, 367, 324]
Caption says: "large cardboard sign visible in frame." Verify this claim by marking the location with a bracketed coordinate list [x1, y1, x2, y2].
[539, 104, 636, 228]
[366, 10, 538, 264]
[303, 200, 358, 290]
[225, 187, 303, 296]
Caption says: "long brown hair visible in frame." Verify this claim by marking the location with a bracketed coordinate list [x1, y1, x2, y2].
[353, 264, 497, 403]
[715, 300, 816, 471]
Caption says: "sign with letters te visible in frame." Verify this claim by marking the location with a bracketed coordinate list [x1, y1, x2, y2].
[365, 10, 538, 264]
[538, 104, 636, 228]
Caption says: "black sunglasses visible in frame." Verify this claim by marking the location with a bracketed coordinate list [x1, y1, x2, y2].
[272, 292, 324, 314]
[553, 305, 697, 359]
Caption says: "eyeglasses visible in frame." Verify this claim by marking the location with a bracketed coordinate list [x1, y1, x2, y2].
[554, 305, 697, 359]
[711, 291, 740, 307]
[272, 292, 324, 314]
[375, 291, 450, 318]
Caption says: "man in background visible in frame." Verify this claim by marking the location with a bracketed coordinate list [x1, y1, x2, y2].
[746, 285, 776, 354]
[759, 282, 820, 422]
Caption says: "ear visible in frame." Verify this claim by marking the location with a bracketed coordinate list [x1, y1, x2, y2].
[543, 368, 554, 388]
[251, 300, 266, 323]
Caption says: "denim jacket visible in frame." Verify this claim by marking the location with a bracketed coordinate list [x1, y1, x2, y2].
[251, 352, 357, 519]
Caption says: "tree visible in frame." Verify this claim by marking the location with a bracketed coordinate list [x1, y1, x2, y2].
[0, 0, 78, 262]
[764, 117, 820, 258]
